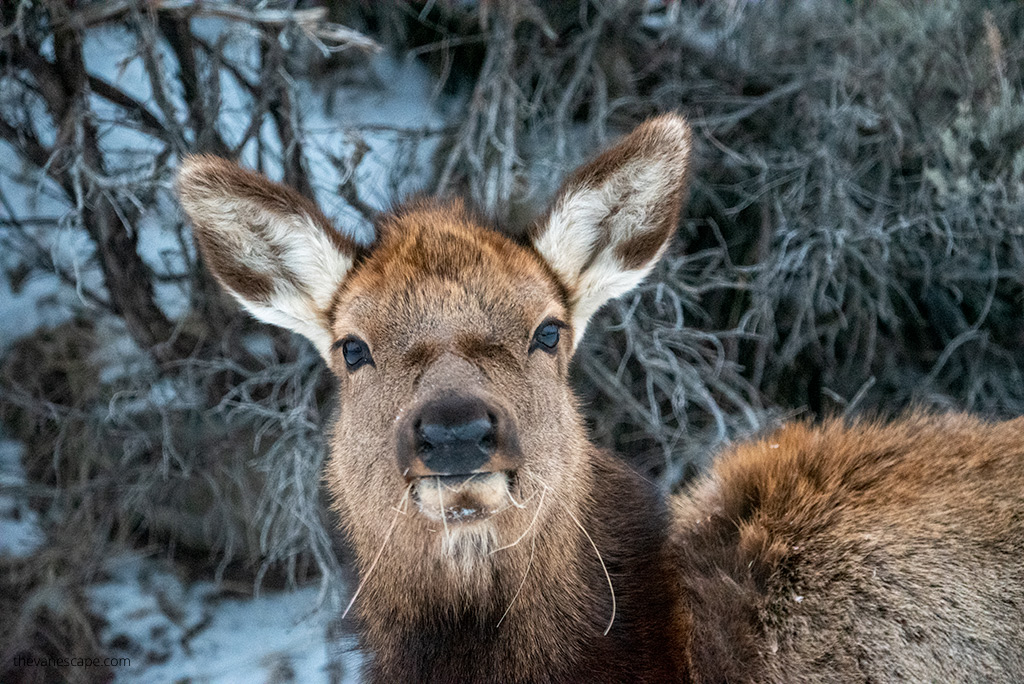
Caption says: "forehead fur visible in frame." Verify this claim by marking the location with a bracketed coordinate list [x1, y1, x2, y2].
[334, 199, 566, 345]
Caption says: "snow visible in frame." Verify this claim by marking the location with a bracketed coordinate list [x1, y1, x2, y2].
[240, 331, 277, 360]
[0, 270, 66, 349]
[0, 141, 80, 350]
[185, 18, 447, 243]
[1, 19, 447, 346]
[0, 435, 44, 557]
[88, 554, 362, 683]
[90, 318, 153, 385]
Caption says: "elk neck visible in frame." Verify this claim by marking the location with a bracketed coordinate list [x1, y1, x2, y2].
[339, 441, 686, 683]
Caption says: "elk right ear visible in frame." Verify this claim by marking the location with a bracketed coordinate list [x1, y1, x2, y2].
[177, 156, 359, 360]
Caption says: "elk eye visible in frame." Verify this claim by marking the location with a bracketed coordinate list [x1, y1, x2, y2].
[531, 321, 562, 354]
[338, 336, 374, 371]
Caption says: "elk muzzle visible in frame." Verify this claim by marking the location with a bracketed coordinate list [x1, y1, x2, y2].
[397, 395, 520, 478]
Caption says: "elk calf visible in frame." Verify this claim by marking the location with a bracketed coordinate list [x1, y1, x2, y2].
[178, 115, 1024, 683]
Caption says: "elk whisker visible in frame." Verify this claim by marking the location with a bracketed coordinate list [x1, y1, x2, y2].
[437, 476, 450, 543]
[491, 481, 547, 554]
[564, 504, 616, 636]
[496, 534, 537, 628]
[505, 481, 540, 510]
[341, 483, 413, 620]
[505, 483, 530, 509]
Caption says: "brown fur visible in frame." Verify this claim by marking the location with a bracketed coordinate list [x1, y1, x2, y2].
[673, 413, 1024, 682]
[176, 115, 1024, 683]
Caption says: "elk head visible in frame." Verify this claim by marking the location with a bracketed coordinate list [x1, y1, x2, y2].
[177, 115, 692, 601]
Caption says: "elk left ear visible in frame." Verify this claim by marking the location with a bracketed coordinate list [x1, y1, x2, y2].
[530, 114, 692, 346]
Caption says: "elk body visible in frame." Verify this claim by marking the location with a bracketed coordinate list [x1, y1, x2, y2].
[178, 115, 1024, 683]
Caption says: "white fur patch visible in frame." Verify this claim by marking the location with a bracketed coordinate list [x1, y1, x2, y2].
[414, 473, 509, 523]
[536, 151, 686, 346]
[185, 193, 352, 359]
[535, 187, 610, 287]
[414, 473, 508, 572]
[252, 212, 352, 357]
[441, 525, 499, 574]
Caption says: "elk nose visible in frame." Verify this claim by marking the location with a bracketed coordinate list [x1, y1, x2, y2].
[418, 417, 495, 456]
[400, 396, 500, 477]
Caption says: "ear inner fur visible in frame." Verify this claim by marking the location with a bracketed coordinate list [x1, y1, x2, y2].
[530, 113, 693, 345]
[177, 155, 361, 357]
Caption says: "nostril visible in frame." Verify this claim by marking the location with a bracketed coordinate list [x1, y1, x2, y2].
[480, 414, 498, 451]
[414, 419, 435, 452]
[415, 415, 496, 457]
[403, 397, 511, 476]
[420, 418, 491, 446]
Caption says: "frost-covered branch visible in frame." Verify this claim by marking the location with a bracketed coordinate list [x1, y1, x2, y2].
[73, 1, 382, 54]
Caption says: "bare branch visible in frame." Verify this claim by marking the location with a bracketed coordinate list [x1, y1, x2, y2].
[262, 31, 313, 198]
[0, 115, 53, 174]
[157, 13, 229, 155]
[72, 1, 381, 53]
[36, 1, 185, 360]
[330, 138, 378, 223]
[86, 74, 171, 142]
[128, 3, 189, 155]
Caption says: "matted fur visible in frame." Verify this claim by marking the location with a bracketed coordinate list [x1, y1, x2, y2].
[177, 115, 1024, 683]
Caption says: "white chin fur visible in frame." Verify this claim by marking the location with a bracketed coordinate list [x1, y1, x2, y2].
[413, 473, 511, 567]
[413, 472, 510, 524]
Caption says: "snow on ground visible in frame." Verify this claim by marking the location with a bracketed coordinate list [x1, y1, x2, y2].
[88, 554, 362, 684]
[0, 435, 44, 557]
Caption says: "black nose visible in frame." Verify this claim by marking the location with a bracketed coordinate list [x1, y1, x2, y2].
[415, 396, 496, 475]
[418, 416, 495, 454]
[398, 395, 504, 477]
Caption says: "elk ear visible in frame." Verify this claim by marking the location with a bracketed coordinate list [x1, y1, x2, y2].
[530, 114, 692, 345]
[177, 155, 359, 360]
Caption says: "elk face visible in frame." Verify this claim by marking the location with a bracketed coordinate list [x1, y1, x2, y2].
[330, 203, 577, 536]
[177, 115, 691, 573]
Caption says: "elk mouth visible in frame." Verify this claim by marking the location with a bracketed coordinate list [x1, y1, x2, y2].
[411, 471, 513, 524]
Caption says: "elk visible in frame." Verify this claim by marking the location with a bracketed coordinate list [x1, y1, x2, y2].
[177, 115, 1024, 683]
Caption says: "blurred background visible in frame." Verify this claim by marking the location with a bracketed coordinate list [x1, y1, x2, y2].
[1, 0, 1022, 681]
